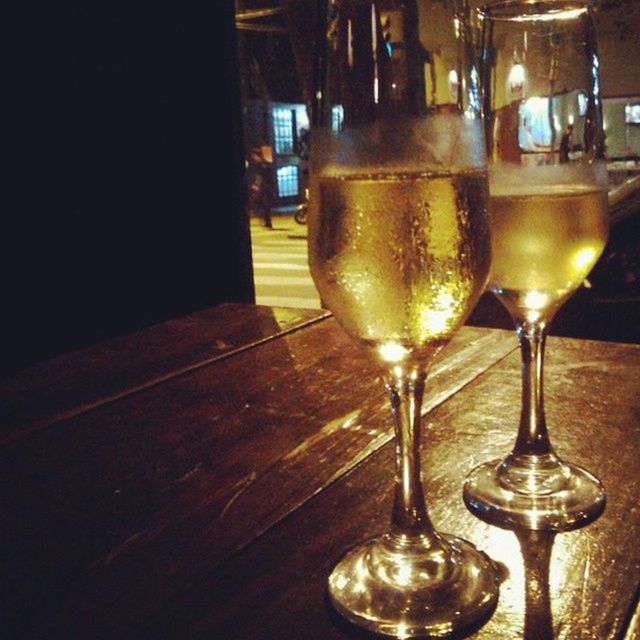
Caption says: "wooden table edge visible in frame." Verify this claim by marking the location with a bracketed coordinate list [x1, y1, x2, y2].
[1, 307, 332, 446]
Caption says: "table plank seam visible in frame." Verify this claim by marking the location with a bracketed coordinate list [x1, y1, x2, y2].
[0, 313, 332, 447]
[137, 336, 518, 631]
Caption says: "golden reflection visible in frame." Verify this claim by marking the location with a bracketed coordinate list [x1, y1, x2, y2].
[481, 529, 525, 615]
[572, 246, 598, 273]
[378, 342, 410, 364]
[352, 556, 368, 595]
[395, 562, 413, 587]
[333, 573, 348, 591]
[417, 290, 458, 339]
[522, 290, 549, 311]
[510, 7, 587, 22]
[340, 412, 360, 431]
[548, 532, 581, 598]
[481, 527, 557, 639]
[523, 508, 543, 530]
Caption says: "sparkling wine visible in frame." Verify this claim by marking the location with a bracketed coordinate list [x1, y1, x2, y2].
[488, 185, 609, 319]
[309, 170, 491, 359]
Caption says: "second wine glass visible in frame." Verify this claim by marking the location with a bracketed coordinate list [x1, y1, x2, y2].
[463, 0, 608, 531]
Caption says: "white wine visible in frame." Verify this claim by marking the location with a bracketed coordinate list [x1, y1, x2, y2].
[488, 186, 608, 320]
[309, 170, 491, 360]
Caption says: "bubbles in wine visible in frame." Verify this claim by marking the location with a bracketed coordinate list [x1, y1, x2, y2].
[308, 169, 491, 355]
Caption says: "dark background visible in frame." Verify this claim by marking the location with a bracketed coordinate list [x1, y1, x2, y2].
[3, 2, 254, 378]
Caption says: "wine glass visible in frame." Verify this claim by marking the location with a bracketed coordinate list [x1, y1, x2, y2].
[308, 1, 499, 636]
[463, 0, 608, 531]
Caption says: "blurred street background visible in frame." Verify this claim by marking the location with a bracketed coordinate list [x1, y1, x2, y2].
[250, 202, 640, 343]
[250, 213, 321, 309]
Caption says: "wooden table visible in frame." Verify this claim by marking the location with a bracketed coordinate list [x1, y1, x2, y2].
[2, 303, 639, 639]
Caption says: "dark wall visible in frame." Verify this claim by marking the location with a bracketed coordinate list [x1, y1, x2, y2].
[3, 2, 254, 377]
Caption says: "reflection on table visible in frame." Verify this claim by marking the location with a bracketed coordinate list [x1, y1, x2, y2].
[1, 303, 638, 639]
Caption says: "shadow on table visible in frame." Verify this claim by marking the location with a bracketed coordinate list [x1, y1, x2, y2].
[513, 529, 556, 640]
[324, 507, 607, 640]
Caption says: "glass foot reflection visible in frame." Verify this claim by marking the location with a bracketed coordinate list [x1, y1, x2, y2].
[328, 532, 499, 638]
[463, 455, 605, 531]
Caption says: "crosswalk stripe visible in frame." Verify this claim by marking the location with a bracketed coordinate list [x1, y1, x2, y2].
[250, 216, 320, 310]
[256, 241, 307, 248]
[256, 295, 322, 308]
[254, 275, 316, 286]
[253, 263, 309, 271]
[252, 252, 307, 260]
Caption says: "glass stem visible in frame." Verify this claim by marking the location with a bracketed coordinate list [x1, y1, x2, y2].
[385, 367, 435, 538]
[513, 320, 554, 457]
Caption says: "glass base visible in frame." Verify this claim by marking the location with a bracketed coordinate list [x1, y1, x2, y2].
[463, 456, 606, 531]
[327, 532, 499, 638]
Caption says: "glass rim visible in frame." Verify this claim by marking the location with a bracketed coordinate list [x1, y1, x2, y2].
[478, 0, 592, 22]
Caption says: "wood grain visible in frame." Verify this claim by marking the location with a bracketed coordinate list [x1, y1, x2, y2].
[0, 303, 328, 444]
[142, 336, 640, 640]
[0, 320, 514, 638]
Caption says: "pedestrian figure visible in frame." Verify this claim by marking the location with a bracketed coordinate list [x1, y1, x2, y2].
[247, 147, 273, 229]
[559, 123, 574, 163]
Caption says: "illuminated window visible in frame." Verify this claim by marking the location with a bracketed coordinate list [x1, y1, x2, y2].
[519, 97, 553, 150]
[332, 105, 344, 132]
[277, 165, 299, 198]
[273, 108, 295, 154]
[625, 103, 640, 125]
[519, 92, 586, 152]
[578, 92, 587, 116]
